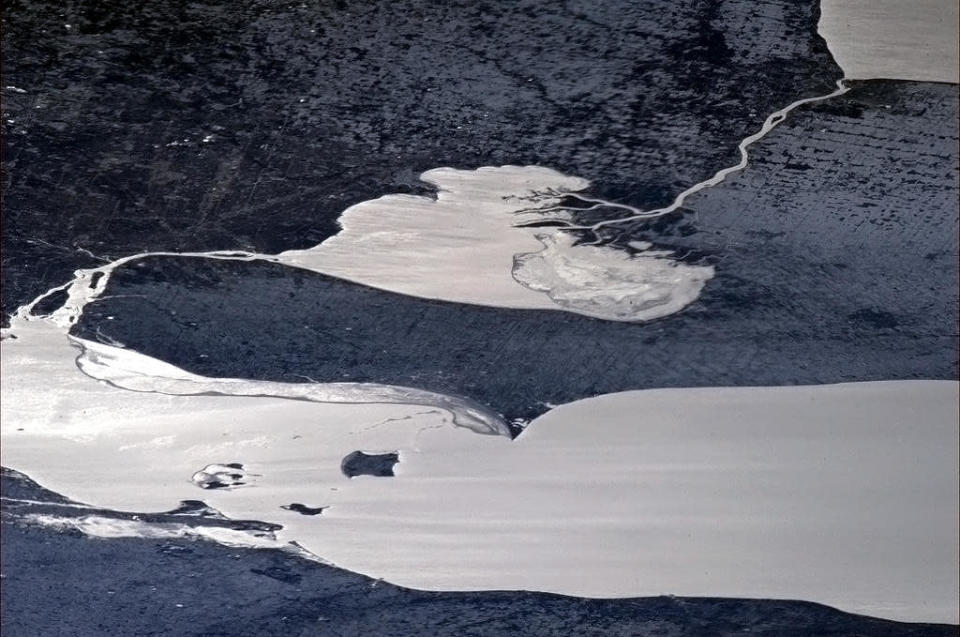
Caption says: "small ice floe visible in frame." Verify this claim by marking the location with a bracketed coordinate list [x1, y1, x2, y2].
[190, 463, 251, 490]
[340, 451, 399, 478]
[4, 86, 27, 94]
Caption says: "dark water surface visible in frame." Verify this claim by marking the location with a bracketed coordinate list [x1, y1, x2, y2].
[3, 0, 840, 318]
[72, 83, 958, 423]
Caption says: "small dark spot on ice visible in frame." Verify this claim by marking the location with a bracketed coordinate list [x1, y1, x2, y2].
[341, 451, 400, 478]
[281, 503, 327, 516]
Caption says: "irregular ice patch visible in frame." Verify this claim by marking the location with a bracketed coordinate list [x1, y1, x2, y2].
[276, 165, 711, 321]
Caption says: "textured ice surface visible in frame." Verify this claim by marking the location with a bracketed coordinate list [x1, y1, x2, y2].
[514, 233, 713, 321]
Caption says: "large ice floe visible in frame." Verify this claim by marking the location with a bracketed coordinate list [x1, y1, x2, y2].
[2, 315, 957, 624]
[276, 165, 714, 322]
[819, 0, 959, 83]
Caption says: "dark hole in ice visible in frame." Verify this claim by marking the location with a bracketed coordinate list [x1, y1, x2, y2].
[281, 503, 327, 516]
[224, 463, 244, 470]
[89, 272, 104, 289]
[847, 308, 899, 330]
[341, 451, 399, 478]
